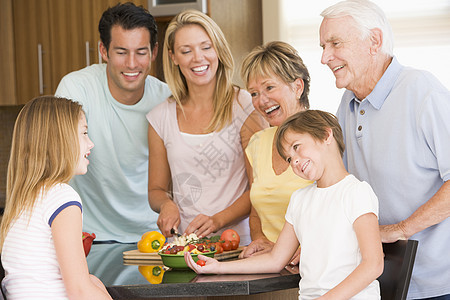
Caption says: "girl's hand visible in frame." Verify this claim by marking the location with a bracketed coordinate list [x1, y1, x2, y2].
[239, 238, 274, 258]
[185, 214, 219, 238]
[157, 201, 181, 237]
[184, 252, 219, 274]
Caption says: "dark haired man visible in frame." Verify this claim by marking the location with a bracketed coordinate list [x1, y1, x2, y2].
[56, 2, 171, 243]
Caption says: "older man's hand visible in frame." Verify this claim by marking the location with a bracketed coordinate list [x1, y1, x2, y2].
[379, 223, 409, 243]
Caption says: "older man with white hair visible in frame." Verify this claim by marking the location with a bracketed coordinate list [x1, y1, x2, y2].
[319, 0, 450, 299]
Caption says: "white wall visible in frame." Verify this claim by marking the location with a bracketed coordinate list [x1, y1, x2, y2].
[262, 0, 450, 114]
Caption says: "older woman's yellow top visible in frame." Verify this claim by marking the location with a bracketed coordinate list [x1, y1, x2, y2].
[246, 127, 313, 243]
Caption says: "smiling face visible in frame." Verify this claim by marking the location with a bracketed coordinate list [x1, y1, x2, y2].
[101, 25, 155, 105]
[319, 16, 374, 96]
[170, 24, 219, 90]
[247, 75, 304, 127]
[74, 113, 94, 176]
[282, 129, 327, 183]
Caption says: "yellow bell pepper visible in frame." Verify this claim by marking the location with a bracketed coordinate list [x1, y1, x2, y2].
[137, 231, 166, 253]
[138, 265, 165, 284]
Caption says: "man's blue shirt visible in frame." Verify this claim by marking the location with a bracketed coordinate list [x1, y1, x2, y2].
[337, 57, 450, 299]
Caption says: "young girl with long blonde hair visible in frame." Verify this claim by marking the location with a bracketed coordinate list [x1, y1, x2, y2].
[0, 96, 111, 299]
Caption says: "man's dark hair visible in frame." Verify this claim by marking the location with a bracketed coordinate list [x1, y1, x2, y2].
[99, 2, 157, 52]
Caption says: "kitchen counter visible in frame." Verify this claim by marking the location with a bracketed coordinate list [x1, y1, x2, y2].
[88, 243, 300, 300]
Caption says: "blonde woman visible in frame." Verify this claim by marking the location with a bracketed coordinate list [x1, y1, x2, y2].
[0, 96, 111, 299]
[239, 42, 313, 263]
[146, 10, 265, 244]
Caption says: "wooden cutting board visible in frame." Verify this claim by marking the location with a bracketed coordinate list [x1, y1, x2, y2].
[123, 247, 244, 262]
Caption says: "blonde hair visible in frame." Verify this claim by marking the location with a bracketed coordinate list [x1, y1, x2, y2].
[163, 9, 237, 132]
[275, 110, 345, 160]
[241, 41, 311, 109]
[0, 96, 83, 249]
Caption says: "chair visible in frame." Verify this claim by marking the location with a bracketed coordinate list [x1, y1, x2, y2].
[378, 239, 418, 300]
[0, 105, 24, 214]
[0, 257, 5, 299]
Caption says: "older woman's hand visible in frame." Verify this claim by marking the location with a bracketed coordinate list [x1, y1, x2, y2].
[239, 237, 274, 259]
[288, 247, 301, 265]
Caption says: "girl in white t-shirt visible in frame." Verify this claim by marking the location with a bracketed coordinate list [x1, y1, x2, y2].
[0, 96, 111, 299]
[185, 110, 384, 300]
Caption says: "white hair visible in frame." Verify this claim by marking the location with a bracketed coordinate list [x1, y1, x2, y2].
[321, 0, 394, 56]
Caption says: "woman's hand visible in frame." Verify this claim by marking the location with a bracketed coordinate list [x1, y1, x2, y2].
[185, 214, 219, 238]
[157, 201, 181, 237]
[288, 247, 301, 265]
[239, 237, 274, 258]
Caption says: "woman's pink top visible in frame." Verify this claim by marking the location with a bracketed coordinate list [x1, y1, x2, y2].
[147, 91, 254, 244]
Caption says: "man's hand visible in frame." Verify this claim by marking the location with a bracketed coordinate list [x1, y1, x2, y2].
[379, 222, 408, 243]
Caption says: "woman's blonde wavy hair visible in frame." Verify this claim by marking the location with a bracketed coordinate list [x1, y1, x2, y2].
[163, 9, 237, 132]
[0, 96, 82, 250]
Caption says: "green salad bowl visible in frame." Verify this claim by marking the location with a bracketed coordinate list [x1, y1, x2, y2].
[159, 251, 216, 269]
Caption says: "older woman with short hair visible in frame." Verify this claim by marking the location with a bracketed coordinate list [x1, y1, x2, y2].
[240, 41, 313, 263]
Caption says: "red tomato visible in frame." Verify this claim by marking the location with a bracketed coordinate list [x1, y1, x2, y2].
[220, 229, 240, 244]
[215, 242, 224, 254]
[222, 240, 232, 251]
[196, 259, 206, 266]
[230, 240, 239, 250]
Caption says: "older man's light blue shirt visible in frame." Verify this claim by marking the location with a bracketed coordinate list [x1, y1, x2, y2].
[337, 57, 450, 299]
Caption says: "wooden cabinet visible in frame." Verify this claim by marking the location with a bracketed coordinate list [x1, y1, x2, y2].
[0, 0, 16, 105]
[3, 0, 147, 105]
[0, 0, 261, 105]
[208, 0, 262, 87]
[149, 0, 263, 86]
[13, 0, 52, 104]
[11, 0, 101, 104]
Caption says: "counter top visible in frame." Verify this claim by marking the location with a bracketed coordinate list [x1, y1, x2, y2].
[88, 243, 300, 299]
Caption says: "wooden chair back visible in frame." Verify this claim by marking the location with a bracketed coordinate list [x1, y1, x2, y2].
[378, 239, 418, 300]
